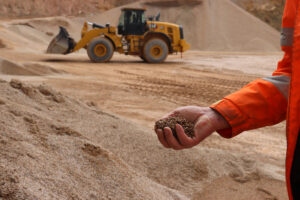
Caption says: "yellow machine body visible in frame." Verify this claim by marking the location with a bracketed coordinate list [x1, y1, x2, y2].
[47, 8, 190, 63]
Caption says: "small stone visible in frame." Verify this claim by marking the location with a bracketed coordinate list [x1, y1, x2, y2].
[87, 101, 96, 107]
[23, 116, 36, 124]
[52, 95, 65, 103]
[10, 79, 22, 89]
[38, 85, 53, 96]
[46, 32, 54, 36]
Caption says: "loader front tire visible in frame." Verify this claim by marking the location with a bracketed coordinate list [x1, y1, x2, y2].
[143, 38, 168, 63]
[87, 37, 113, 63]
[140, 55, 146, 62]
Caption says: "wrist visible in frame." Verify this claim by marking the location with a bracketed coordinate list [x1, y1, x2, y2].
[209, 108, 230, 131]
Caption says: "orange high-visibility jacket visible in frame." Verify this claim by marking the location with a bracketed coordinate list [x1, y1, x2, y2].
[210, 0, 299, 199]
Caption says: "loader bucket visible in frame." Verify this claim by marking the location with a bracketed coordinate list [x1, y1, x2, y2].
[46, 26, 76, 54]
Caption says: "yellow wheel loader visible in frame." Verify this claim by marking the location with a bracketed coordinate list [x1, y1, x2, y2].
[47, 8, 190, 63]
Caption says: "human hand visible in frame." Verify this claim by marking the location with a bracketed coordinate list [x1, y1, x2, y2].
[155, 106, 230, 150]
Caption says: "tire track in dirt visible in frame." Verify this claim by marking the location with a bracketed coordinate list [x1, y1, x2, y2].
[117, 69, 255, 106]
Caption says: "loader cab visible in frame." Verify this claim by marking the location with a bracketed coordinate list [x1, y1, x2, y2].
[118, 8, 147, 35]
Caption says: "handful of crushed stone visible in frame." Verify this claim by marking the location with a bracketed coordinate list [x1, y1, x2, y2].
[155, 116, 195, 139]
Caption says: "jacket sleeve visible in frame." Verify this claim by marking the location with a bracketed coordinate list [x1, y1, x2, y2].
[210, 49, 291, 138]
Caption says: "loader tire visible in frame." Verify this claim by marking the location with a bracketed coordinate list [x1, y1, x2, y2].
[143, 38, 168, 63]
[87, 37, 113, 63]
[140, 55, 146, 62]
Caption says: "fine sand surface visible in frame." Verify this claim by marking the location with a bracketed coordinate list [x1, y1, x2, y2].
[0, 0, 288, 199]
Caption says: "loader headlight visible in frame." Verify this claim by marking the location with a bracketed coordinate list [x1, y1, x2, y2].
[149, 24, 157, 29]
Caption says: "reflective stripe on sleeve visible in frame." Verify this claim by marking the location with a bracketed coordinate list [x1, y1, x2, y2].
[262, 75, 290, 99]
[281, 27, 294, 47]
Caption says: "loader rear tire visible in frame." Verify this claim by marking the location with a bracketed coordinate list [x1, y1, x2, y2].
[87, 37, 113, 63]
[143, 38, 168, 63]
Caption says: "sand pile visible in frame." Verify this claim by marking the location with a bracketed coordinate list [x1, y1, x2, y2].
[82, 0, 280, 51]
[0, 57, 64, 76]
[144, 0, 280, 51]
[10, 17, 72, 35]
[0, 24, 49, 52]
[0, 79, 187, 199]
[0, 16, 83, 52]
[0, 79, 287, 199]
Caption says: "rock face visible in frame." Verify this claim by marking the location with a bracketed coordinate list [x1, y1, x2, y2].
[0, 0, 136, 18]
[231, 0, 284, 31]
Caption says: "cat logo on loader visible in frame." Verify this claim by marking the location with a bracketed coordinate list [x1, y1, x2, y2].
[47, 8, 190, 63]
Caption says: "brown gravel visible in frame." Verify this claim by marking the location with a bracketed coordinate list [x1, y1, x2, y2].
[155, 116, 195, 139]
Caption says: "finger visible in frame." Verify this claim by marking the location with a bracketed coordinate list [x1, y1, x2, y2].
[164, 127, 184, 150]
[155, 129, 171, 148]
[175, 124, 195, 147]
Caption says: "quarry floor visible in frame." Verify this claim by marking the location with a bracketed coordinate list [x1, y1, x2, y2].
[0, 49, 289, 199]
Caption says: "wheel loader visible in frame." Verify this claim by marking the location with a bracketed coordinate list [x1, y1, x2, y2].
[47, 8, 190, 63]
